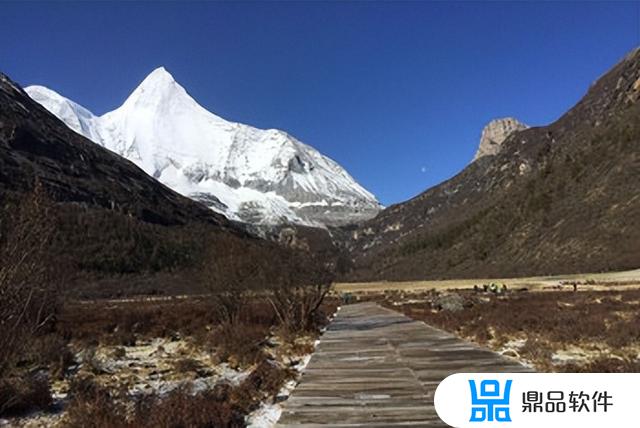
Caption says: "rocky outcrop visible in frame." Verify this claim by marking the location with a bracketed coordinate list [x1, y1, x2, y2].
[473, 117, 528, 161]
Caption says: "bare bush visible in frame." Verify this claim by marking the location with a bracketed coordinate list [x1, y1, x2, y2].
[65, 370, 289, 428]
[268, 252, 334, 335]
[131, 384, 244, 428]
[0, 373, 52, 417]
[0, 184, 64, 415]
[211, 321, 269, 367]
[200, 238, 278, 365]
[65, 376, 129, 428]
[202, 237, 335, 336]
[201, 237, 267, 326]
[200, 235, 335, 360]
[27, 335, 75, 380]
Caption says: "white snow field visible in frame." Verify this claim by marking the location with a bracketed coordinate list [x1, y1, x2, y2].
[26, 68, 381, 227]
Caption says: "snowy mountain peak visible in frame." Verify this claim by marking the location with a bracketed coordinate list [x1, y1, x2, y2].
[147, 66, 174, 82]
[118, 66, 201, 113]
[26, 69, 381, 227]
[134, 66, 178, 92]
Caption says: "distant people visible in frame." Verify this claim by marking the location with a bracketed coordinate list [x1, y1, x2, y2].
[343, 292, 353, 304]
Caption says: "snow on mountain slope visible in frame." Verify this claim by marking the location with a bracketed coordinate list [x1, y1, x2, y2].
[25, 67, 381, 227]
[26, 85, 103, 143]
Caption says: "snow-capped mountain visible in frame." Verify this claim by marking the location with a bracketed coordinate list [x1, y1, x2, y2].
[25, 67, 381, 227]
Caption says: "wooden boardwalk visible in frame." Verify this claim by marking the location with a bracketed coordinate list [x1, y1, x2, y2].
[277, 302, 530, 427]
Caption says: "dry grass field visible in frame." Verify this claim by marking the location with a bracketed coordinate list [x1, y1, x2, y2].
[0, 295, 338, 427]
[336, 268, 640, 294]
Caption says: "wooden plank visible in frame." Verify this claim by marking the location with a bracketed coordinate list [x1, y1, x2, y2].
[277, 302, 531, 427]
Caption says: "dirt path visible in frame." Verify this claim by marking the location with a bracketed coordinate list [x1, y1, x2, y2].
[277, 302, 530, 427]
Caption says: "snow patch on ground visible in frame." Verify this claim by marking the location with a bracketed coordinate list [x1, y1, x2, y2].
[551, 347, 596, 365]
[246, 351, 315, 427]
[246, 307, 338, 427]
[247, 404, 283, 428]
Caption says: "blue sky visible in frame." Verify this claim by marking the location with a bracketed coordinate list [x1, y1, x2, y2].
[2, 2, 638, 205]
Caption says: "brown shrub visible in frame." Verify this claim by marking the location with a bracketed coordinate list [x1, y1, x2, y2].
[65, 372, 286, 428]
[172, 358, 205, 374]
[560, 357, 640, 373]
[288, 340, 316, 356]
[27, 335, 75, 379]
[211, 322, 269, 367]
[131, 384, 244, 428]
[81, 347, 106, 376]
[232, 360, 295, 414]
[605, 313, 640, 348]
[53, 289, 327, 426]
[0, 185, 65, 414]
[246, 359, 295, 398]
[267, 253, 334, 336]
[112, 347, 127, 360]
[56, 295, 298, 371]
[388, 290, 640, 345]
[385, 289, 640, 372]
[269, 284, 330, 336]
[518, 337, 554, 366]
[0, 374, 52, 417]
[65, 376, 129, 428]
[200, 233, 335, 338]
[58, 298, 226, 345]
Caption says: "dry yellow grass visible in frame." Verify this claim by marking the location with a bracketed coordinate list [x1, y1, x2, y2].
[335, 269, 640, 294]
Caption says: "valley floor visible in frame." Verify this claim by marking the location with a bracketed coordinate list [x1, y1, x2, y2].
[3, 269, 638, 427]
[335, 268, 640, 294]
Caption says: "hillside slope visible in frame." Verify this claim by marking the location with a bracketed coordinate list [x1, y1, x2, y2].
[345, 48, 640, 281]
[1, 74, 233, 229]
[0, 72, 298, 296]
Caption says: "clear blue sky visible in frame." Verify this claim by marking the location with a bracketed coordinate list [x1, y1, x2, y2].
[2, 2, 638, 205]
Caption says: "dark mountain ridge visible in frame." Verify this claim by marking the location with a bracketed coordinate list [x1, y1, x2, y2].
[0, 72, 304, 297]
[0, 73, 235, 229]
[344, 48, 640, 281]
